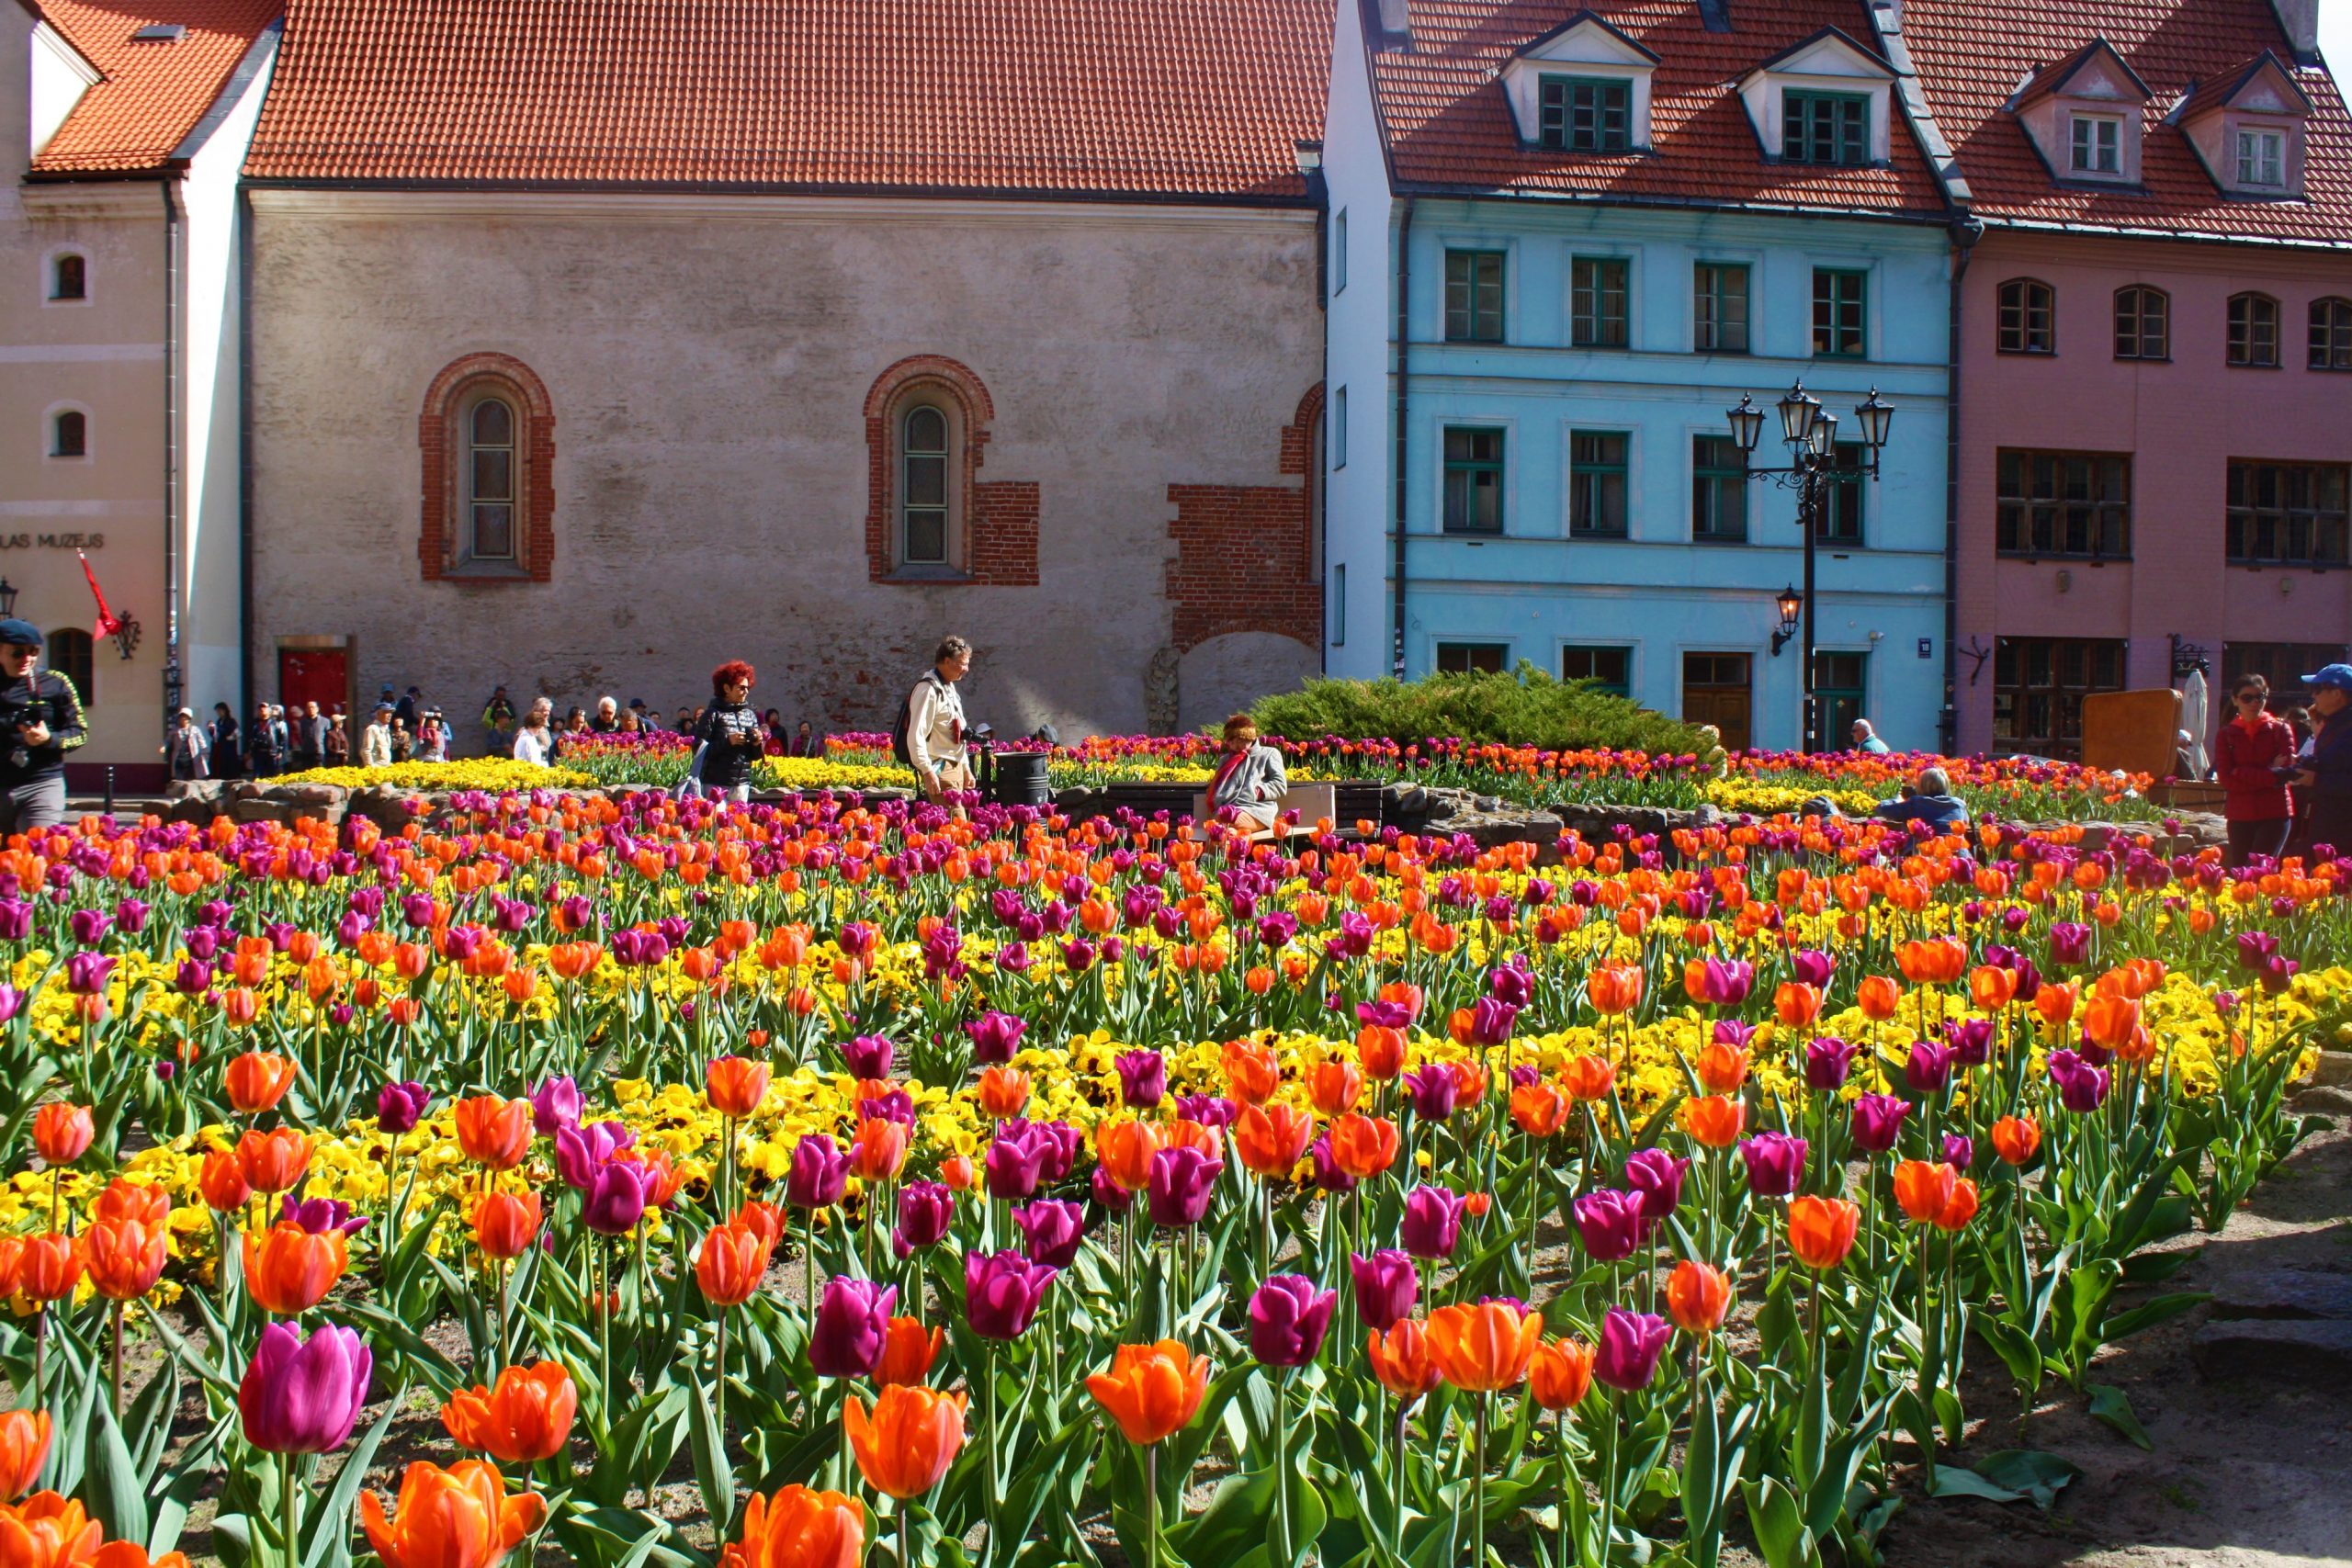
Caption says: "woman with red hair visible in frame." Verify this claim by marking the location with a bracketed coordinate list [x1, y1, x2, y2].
[695, 660, 763, 803]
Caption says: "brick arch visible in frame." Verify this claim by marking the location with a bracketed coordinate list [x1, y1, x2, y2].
[862, 355, 1035, 585]
[1167, 380, 1324, 653]
[419, 352, 556, 582]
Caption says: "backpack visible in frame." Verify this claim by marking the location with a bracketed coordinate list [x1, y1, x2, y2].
[890, 672, 940, 768]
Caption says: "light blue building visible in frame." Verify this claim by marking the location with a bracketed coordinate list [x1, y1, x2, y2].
[1320, 0, 1964, 751]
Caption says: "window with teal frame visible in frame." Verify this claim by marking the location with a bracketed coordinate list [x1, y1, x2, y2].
[1539, 76, 1632, 152]
[1783, 90, 1869, 165]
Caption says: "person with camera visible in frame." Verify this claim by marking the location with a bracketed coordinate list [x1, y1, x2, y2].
[897, 637, 974, 812]
[0, 620, 86, 833]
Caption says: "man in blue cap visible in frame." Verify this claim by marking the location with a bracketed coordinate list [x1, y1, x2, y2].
[2288, 662, 2352, 857]
[0, 620, 86, 832]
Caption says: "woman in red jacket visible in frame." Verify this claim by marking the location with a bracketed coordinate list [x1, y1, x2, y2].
[2215, 675, 2296, 866]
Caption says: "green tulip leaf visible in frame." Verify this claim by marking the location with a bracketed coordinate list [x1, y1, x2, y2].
[2086, 1382, 2153, 1450]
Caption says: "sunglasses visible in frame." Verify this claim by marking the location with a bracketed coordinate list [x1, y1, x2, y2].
[2235, 692, 2267, 704]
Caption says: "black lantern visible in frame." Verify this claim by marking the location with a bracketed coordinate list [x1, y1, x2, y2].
[1806, 409, 1839, 459]
[0, 579, 16, 619]
[1726, 394, 1766, 457]
[1852, 387, 1895, 452]
[1771, 584, 1804, 655]
[1776, 384, 1822, 449]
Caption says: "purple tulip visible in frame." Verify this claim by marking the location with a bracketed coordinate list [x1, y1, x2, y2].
[1488, 964, 1533, 1008]
[375, 1081, 432, 1135]
[2048, 1048, 2111, 1113]
[1573, 1189, 1645, 1263]
[582, 1158, 655, 1235]
[1592, 1308, 1672, 1393]
[1905, 1041, 1958, 1095]
[1403, 1064, 1458, 1122]
[786, 1134, 851, 1210]
[529, 1076, 582, 1136]
[965, 1249, 1056, 1340]
[1711, 1018, 1759, 1052]
[809, 1276, 898, 1377]
[1349, 1250, 1419, 1331]
[0, 900, 30, 942]
[965, 1010, 1027, 1064]
[1804, 1037, 1859, 1091]
[1464, 996, 1520, 1047]
[1175, 1093, 1238, 1131]
[1034, 1120, 1083, 1183]
[1942, 1134, 1975, 1170]
[893, 1181, 953, 1256]
[1090, 1165, 1133, 1213]
[1738, 1133, 1807, 1199]
[1623, 1149, 1690, 1227]
[64, 951, 113, 995]
[1399, 1186, 1468, 1260]
[984, 1123, 1052, 1201]
[842, 1033, 895, 1080]
[555, 1121, 635, 1190]
[1015, 1199, 1087, 1269]
[1309, 1137, 1355, 1193]
[1248, 1274, 1338, 1368]
[1690, 956, 1754, 1006]
[1942, 1018, 1995, 1066]
[1789, 949, 1835, 988]
[1114, 1050, 1167, 1109]
[1849, 1093, 1911, 1154]
[2049, 921, 2091, 966]
[1147, 1145, 1223, 1230]
[69, 909, 109, 946]
[278, 1195, 368, 1236]
[239, 1322, 372, 1454]
[2234, 930, 2278, 972]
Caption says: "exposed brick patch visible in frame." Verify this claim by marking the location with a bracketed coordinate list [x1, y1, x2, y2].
[419, 352, 556, 583]
[862, 355, 1036, 586]
[1167, 383, 1322, 653]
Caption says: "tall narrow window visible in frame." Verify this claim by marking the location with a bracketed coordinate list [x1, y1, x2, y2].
[2309, 298, 2352, 371]
[1444, 250, 1505, 344]
[2069, 116, 2120, 174]
[50, 410, 85, 458]
[2114, 286, 2169, 360]
[1692, 436, 1748, 542]
[1331, 387, 1347, 468]
[1571, 257, 1629, 348]
[901, 405, 949, 564]
[1332, 209, 1347, 296]
[1569, 432, 1629, 537]
[1539, 76, 1632, 152]
[1993, 637, 2126, 760]
[1692, 263, 1750, 353]
[49, 254, 85, 301]
[465, 399, 515, 560]
[2229, 293, 2280, 367]
[1814, 651, 1869, 743]
[1818, 443, 1864, 544]
[1813, 268, 1867, 358]
[45, 630, 92, 704]
[1442, 427, 1505, 535]
[1330, 562, 1345, 647]
[1997, 278, 2055, 355]
[1782, 91, 1870, 165]
[2236, 129, 2285, 187]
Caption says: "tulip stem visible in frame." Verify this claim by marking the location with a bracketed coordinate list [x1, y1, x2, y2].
[1273, 1368, 1293, 1567]
[1599, 1391, 1619, 1568]
[1469, 1390, 1487, 1568]
[714, 1309, 728, 1454]
[110, 1300, 124, 1418]
[1145, 1442, 1160, 1568]
[279, 1447, 300, 1568]
[900, 1495, 915, 1568]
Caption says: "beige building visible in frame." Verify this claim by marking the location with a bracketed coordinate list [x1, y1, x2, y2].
[239, 0, 1335, 743]
[4, 0, 278, 788]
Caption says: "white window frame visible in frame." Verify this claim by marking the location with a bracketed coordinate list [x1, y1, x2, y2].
[2070, 115, 2121, 174]
[2237, 128, 2285, 187]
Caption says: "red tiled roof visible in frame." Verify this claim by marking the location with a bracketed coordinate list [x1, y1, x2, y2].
[1902, 0, 2352, 246]
[243, 0, 1332, 199]
[1367, 1, 1948, 214]
[30, 0, 281, 175]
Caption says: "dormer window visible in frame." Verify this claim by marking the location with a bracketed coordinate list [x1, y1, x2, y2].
[1784, 90, 1869, 164]
[2007, 39, 2150, 186]
[1737, 28, 1897, 169]
[2070, 116, 2121, 174]
[2167, 51, 2311, 199]
[1501, 13, 1658, 152]
[2236, 128, 2285, 187]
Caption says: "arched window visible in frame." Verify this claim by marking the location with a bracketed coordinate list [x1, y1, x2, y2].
[2310, 297, 2352, 372]
[50, 410, 85, 458]
[1996, 278, 2055, 355]
[900, 404, 950, 564]
[2114, 286, 2169, 361]
[2228, 292, 2280, 367]
[46, 629, 92, 703]
[48, 254, 85, 302]
[419, 354, 556, 582]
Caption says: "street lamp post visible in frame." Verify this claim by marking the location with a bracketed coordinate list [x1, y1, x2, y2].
[1725, 384, 1894, 753]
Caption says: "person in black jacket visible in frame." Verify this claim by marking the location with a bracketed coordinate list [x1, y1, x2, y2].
[209, 703, 243, 780]
[0, 620, 86, 833]
[694, 660, 763, 803]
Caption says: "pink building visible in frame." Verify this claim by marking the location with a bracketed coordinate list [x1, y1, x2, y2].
[1899, 0, 2352, 759]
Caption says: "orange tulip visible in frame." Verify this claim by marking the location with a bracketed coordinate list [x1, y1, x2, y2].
[1772, 982, 1823, 1030]
[1355, 1024, 1407, 1081]
[1786, 1195, 1860, 1271]
[79, 1216, 166, 1302]
[976, 1066, 1031, 1119]
[1427, 1301, 1540, 1393]
[1329, 1113, 1399, 1180]
[1857, 975, 1902, 1022]
[1094, 1120, 1163, 1194]
[91, 1539, 192, 1568]
[452, 1097, 533, 1171]
[1528, 1337, 1597, 1412]
[733, 1201, 786, 1252]
[0, 1493, 102, 1568]
[198, 1150, 252, 1213]
[1510, 1080, 1569, 1138]
[471, 1192, 543, 1260]
[1232, 1104, 1314, 1179]
[0, 1411, 50, 1501]
[844, 1385, 967, 1499]
[1307, 1060, 1363, 1116]
[1560, 1054, 1616, 1102]
[1222, 1041, 1283, 1106]
[235, 1129, 311, 1196]
[1588, 965, 1644, 1017]
[223, 1051, 295, 1113]
[2035, 981, 2079, 1028]
[875, 1317, 944, 1387]
[1934, 1178, 1980, 1231]
[1968, 965, 2018, 1011]
[360, 1461, 546, 1568]
[1365, 1320, 1442, 1404]
[695, 1220, 772, 1307]
[1085, 1340, 1212, 1447]
[1681, 1095, 1745, 1150]
[2082, 993, 2142, 1053]
[1989, 1114, 2041, 1167]
[30, 1105, 91, 1168]
[850, 1119, 909, 1183]
[442, 1363, 576, 1464]
[1695, 1042, 1748, 1095]
[11, 1235, 80, 1304]
[1665, 1259, 1734, 1335]
[1892, 1160, 1956, 1224]
[94, 1180, 168, 1231]
[243, 1224, 349, 1315]
[706, 1056, 771, 1118]
[722, 1485, 864, 1568]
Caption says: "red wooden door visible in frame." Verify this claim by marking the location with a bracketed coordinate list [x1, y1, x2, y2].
[278, 649, 348, 716]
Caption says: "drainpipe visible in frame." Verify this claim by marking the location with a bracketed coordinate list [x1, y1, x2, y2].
[162, 179, 183, 726]
[237, 185, 254, 719]
[1939, 216, 1981, 755]
[1391, 197, 1415, 679]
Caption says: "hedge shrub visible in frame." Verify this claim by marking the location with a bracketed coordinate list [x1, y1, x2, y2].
[1249, 663, 1707, 754]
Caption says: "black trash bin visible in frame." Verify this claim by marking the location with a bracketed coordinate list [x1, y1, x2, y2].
[992, 751, 1052, 807]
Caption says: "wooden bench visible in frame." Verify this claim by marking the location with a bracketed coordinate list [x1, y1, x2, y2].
[1190, 782, 1337, 841]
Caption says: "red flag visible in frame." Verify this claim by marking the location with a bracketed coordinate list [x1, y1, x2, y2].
[79, 552, 122, 638]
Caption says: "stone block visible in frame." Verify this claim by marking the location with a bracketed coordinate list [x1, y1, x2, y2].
[2208, 1269, 2352, 1320]
[2191, 1318, 2352, 1386]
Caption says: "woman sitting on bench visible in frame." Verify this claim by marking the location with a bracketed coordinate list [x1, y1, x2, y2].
[1208, 713, 1288, 836]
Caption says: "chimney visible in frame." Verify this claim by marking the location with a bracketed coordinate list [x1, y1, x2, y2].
[2270, 0, 2320, 65]
[1869, 0, 1904, 34]
[1376, 0, 1411, 39]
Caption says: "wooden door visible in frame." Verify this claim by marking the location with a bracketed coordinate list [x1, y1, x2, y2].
[279, 648, 349, 716]
[1682, 652, 1752, 751]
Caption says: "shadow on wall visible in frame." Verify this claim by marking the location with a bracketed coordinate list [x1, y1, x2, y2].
[1178, 632, 1319, 734]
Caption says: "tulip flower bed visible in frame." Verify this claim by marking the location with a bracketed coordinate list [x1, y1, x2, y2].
[0, 788, 2335, 1568]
